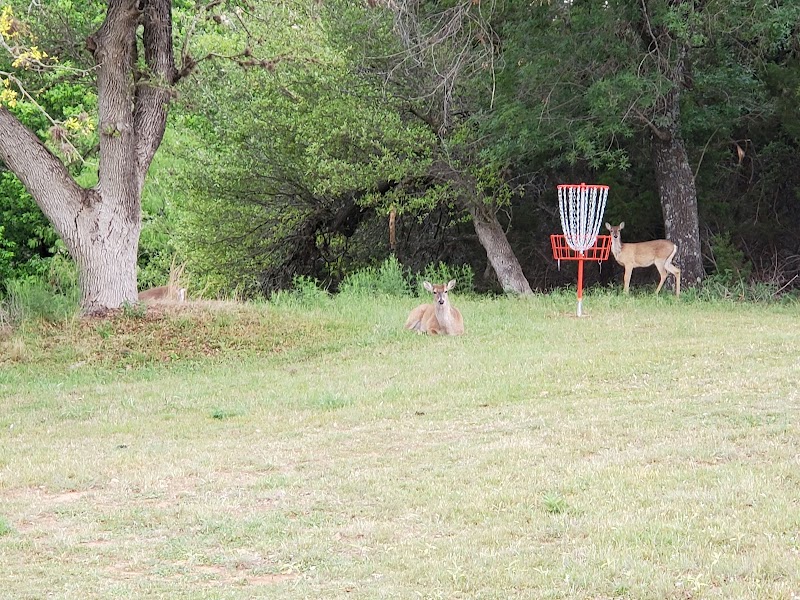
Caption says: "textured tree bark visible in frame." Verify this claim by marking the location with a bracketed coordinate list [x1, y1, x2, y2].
[468, 202, 532, 294]
[430, 159, 531, 294]
[631, 2, 705, 290]
[651, 134, 705, 288]
[73, 208, 141, 311]
[0, 0, 181, 314]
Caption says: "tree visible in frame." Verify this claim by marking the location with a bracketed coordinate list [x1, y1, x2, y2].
[0, 0, 185, 314]
[0, 3, 99, 288]
[484, 1, 705, 287]
[634, 0, 705, 287]
[487, 0, 800, 290]
[170, 11, 437, 293]
[171, 1, 531, 294]
[379, 0, 533, 293]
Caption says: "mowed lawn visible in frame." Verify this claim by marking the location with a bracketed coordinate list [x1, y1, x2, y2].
[1, 292, 799, 599]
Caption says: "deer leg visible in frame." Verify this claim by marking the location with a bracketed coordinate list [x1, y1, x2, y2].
[405, 305, 429, 332]
[623, 267, 633, 294]
[425, 314, 441, 335]
[655, 264, 667, 294]
[666, 262, 681, 297]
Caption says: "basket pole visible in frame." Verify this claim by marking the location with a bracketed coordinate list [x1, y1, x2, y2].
[555, 182, 609, 317]
[576, 251, 585, 317]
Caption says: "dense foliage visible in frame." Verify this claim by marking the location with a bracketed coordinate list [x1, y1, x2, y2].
[1, 0, 799, 302]
[0, 1, 100, 287]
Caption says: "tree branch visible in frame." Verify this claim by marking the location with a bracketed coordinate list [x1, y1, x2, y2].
[633, 107, 671, 141]
[0, 70, 86, 164]
[0, 106, 87, 238]
[133, 0, 178, 190]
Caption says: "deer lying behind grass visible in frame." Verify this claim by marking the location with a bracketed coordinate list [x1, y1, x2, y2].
[138, 285, 187, 303]
[405, 279, 464, 336]
[605, 222, 681, 297]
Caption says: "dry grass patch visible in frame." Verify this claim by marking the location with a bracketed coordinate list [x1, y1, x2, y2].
[0, 300, 343, 369]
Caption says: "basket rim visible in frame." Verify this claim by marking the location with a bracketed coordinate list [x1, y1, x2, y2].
[556, 182, 610, 190]
[550, 234, 611, 261]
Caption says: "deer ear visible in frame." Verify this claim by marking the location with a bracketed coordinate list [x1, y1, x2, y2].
[423, 281, 434, 292]
[446, 279, 456, 291]
[619, 221, 625, 229]
[605, 222, 611, 231]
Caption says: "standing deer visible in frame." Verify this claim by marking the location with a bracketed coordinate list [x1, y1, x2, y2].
[138, 285, 187, 303]
[605, 222, 681, 297]
[405, 280, 464, 335]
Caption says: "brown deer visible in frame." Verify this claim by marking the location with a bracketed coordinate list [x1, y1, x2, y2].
[405, 280, 464, 336]
[605, 222, 681, 296]
[138, 285, 187, 303]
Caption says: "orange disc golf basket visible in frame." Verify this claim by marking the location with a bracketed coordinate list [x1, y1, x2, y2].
[550, 183, 611, 317]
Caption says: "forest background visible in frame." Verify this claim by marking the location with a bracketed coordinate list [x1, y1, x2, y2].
[1, 0, 799, 308]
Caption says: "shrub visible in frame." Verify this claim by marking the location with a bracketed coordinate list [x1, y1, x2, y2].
[47, 250, 79, 297]
[338, 255, 411, 297]
[270, 275, 331, 308]
[691, 274, 780, 303]
[2, 277, 79, 323]
[414, 262, 475, 297]
[708, 233, 752, 284]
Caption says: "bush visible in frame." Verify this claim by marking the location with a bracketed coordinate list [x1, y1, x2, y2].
[270, 275, 331, 308]
[338, 255, 411, 297]
[414, 262, 475, 297]
[0, 252, 80, 324]
[691, 274, 780, 303]
[708, 233, 752, 284]
[47, 250, 79, 297]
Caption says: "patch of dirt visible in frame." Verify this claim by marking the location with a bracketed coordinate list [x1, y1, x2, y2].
[49, 490, 91, 503]
[180, 560, 300, 586]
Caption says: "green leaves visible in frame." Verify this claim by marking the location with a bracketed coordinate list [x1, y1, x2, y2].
[162, 3, 447, 290]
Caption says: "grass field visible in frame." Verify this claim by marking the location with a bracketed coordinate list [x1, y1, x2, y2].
[1, 291, 799, 599]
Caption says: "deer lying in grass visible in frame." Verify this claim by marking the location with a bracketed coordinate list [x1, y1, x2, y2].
[605, 222, 681, 296]
[138, 285, 187, 303]
[405, 280, 464, 336]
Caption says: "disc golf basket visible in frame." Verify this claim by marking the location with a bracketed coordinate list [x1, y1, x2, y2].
[550, 183, 611, 317]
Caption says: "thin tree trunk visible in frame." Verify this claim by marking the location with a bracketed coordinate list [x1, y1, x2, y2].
[468, 202, 532, 294]
[433, 159, 532, 294]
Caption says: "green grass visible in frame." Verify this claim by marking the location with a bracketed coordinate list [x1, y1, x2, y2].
[1, 292, 799, 599]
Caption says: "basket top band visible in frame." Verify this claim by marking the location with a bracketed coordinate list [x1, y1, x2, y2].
[557, 183, 610, 190]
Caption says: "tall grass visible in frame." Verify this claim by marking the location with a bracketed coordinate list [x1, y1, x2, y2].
[0, 251, 79, 324]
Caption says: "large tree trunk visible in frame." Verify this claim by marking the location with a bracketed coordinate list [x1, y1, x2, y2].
[468, 202, 532, 294]
[652, 134, 704, 288]
[0, 108, 143, 311]
[639, 16, 705, 290]
[0, 0, 180, 314]
[73, 192, 142, 310]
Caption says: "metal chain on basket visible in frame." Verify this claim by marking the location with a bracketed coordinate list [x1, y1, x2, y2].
[558, 183, 609, 252]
